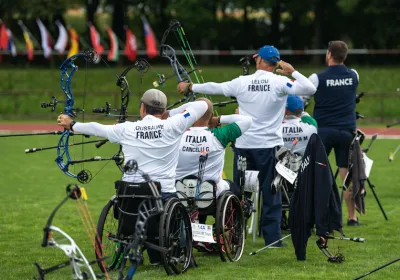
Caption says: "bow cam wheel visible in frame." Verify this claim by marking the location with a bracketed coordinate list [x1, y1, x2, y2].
[77, 169, 92, 184]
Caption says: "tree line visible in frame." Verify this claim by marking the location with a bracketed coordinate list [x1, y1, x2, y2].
[0, 0, 399, 52]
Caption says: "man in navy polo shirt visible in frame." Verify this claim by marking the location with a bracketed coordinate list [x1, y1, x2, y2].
[177, 45, 316, 247]
[308, 41, 360, 226]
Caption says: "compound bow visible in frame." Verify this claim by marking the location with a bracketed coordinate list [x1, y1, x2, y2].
[92, 59, 151, 172]
[40, 49, 146, 183]
[34, 184, 109, 280]
[316, 233, 366, 263]
[155, 20, 212, 110]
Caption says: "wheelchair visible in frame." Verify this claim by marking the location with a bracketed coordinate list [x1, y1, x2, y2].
[175, 177, 245, 262]
[94, 162, 193, 278]
[271, 146, 302, 230]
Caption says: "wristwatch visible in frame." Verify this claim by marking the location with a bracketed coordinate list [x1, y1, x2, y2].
[70, 120, 76, 131]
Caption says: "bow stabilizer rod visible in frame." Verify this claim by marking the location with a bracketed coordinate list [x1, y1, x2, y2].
[25, 139, 103, 153]
[0, 131, 89, 137]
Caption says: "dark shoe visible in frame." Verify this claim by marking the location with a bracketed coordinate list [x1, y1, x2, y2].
[347, 218, 359, 226]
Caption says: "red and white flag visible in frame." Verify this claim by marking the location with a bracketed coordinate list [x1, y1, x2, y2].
[106, 27, 119, 62]
[36, 18, 52, 59]
[141, 15, 158, 58]
[89, 22, 104, 55]
[124, 28, 137, 61]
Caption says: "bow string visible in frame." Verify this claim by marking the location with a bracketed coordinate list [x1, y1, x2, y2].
[155, 20, 220, 114]
[39, 49, 124, 183]
[34, 184, 110, 280]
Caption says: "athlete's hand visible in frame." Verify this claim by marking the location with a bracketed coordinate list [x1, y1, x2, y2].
[57, 114, 73, 130]
[276, 61, 295, 76]
[235, 107, 239, 114]
[177, 82, 192, 95]
[209, 116, 220, 129]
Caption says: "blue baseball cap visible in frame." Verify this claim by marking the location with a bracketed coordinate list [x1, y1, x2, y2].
[286, 95, 304, 114]
[253, 45, 281, 63]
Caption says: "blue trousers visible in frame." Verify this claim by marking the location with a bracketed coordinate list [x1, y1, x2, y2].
[234, 147, 282, 245]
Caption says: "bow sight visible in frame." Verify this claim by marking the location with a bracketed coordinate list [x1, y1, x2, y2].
[239, 55, 252, 76]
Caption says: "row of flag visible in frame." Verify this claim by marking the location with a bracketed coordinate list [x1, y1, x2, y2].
[0, 16, 158, 62]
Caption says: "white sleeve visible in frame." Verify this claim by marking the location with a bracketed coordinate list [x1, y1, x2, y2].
[220, 114, 252, 133]
[168, 102, 193, 117]
[73, 122, 114, 139]
[168, 101, 208, 134]
[277, 71, 317, 97]
[74, 122, 136, 144]
[191, 77, 243, 98]
[308, 73, 319, 88]
[351, 69, 360, 82]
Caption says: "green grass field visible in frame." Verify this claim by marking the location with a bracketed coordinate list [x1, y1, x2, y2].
[1, 135, 400, 280]
[0, 65, 399, 122]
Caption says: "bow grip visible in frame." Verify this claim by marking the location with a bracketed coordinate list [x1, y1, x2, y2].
[41, 227, 50, 247]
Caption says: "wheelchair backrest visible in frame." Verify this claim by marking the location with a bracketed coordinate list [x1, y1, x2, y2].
[175, 176, 215, 209]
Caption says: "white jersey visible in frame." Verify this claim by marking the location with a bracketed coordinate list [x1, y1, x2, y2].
[282, 115, 317, 156]
[73, 101, 208, 193]
[192, 70, 316, 148]
[176, 127, 228, 197]
[175, 115, 251, 197]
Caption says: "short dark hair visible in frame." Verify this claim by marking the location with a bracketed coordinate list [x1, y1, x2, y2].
[328, 41, 348, 63]
[262, 58, 278, 67]
[144, 103, 165, 115]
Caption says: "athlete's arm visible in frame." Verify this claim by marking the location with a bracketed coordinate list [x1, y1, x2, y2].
[308, 73, 319, 88]
[72, 122, 116, 139]
[168, 102, 193, 117]
[280, 71, 317, 97]
[190, 77, 243, 97]
[220, 115, 252, 133]
[169, 100, 208, 133]
[300, 112, 318, 128]
[58, 114, 114, 139]
[212, 115, 252, 148]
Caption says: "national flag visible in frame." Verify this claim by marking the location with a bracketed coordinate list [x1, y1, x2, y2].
[6, 28, 17, 57]
[0, 23, 8, 50]
[89, 22, 104, 55]
[18, 21, 34, 61]
[124, 28, 137, 61]
[106, 26, 119, 62]
[141, 15, 158, 58]
[67, 28, 79, 58]
[36, 18, 53, 59]
[54, 20, 68, 54]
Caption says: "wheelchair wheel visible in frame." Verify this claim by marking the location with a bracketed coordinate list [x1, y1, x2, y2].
[159, 198, 193, 275]
[216, 192, 245, 262]
[95, 197, 124, 272]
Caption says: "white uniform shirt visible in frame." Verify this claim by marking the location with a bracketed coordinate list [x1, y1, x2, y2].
[282, 115, 317, 156]
[73, 101, 208, 193]
[176, 127, 228, 196]
[175, 114, 251, 197]
[192, 70, 316, 148]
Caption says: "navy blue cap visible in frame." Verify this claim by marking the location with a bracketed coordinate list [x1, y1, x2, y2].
[253, 45, 281, 63]
[286, 95, 304, 114]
